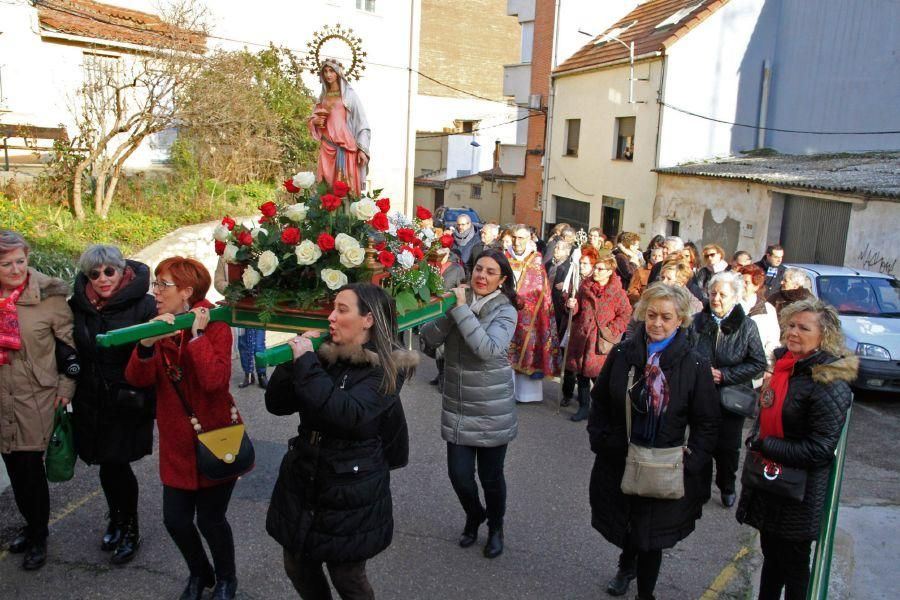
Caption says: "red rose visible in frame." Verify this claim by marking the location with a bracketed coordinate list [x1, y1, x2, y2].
[412, 247, 424, 260]
[378, 250, 395, 268]
[333, 181, 350, 198]
[317, 233, 335, 252]
[259, 201, 278, 220]
[440, 233, 454, 248]
[214, 240, 226, 255]
[281, 227, 301, 245]
[397, 227, 416, 243]
[370, 212, 389, 232]
[221, 216, 236, 230]
[416, 206, 432, 220]
[411, 236, 424, 247]
[283, 179, 300, 194]
[237, 231, 253, 247]
[320, 193, 342, 212]
[375, 197, 391, 213]
[374, 241, 387, 251]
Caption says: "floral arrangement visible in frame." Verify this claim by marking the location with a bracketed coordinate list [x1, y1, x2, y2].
[213, 172, 447, 316]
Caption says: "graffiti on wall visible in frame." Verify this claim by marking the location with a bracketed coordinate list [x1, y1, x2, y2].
[857, 243, 897, 276]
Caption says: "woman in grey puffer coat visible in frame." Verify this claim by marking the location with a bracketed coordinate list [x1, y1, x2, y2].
[421, 249, 518, 560]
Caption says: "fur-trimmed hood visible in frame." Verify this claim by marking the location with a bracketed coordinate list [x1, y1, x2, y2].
[317, 340, 420, 371]
[16, 267, 70, 306]
[812, 354, 859, 385]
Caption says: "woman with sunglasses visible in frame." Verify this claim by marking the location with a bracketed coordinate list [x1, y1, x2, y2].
[565, 248, 632, 422]
[69, 245, 156, 565]
[126, 256, 245, 600]
[0, 230, 76, 570]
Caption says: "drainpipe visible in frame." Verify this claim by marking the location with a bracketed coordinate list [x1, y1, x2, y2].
[756, 60, 771, 149]
[540, 0, 562, 235]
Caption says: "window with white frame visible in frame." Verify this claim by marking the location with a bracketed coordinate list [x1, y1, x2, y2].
[356, 0, 376, 12]
[614, 116, 635, 160]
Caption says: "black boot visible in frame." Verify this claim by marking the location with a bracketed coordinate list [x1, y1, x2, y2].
[211, 577, 238, 600]
[179, 573, 215, 600]
[101, 511, 124, 551]
[22, 539, 47, 571]
[560, 395, 572, 407]
[483, 527, 504, 559]
[570, 400, 590, 422]
[238, 372, 255, 389]
[110, 515, 140, 565]
[257, 372, 268, 389]
[429, 358, 444, 386]
[8, 528, 29, 553]
[606, 566, 636, 596]
[458, 512, 485, 548]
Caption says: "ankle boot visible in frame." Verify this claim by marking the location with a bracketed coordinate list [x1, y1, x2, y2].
[8, 528, 29, 553]
[22, 538, 47, 571]
[101, 511, 124, 551]
[483, 527, 503, 559]
[570, 399, 590, 422]
[606, 566, 636, 596]
[459, 512, 485, 548]
[257, 372, 268, 389]
[211, 577, 238, 600]
[111, 515, 140, 565]
[238, 372, 255, 389]
[179, 572, 215, 600]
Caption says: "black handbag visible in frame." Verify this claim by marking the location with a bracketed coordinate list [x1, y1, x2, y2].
[169, 369, 255, 482]
[720, 384, 759, 419]
[741, 450, 807, 502]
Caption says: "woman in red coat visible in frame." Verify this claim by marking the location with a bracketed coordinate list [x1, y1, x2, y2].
[566, 250, 632, 422]
[125, 257, 244, 600]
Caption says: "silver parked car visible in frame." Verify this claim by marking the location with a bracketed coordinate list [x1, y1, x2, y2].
[789, 264, 900, 393]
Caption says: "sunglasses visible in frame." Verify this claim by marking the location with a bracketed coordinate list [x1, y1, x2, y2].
[88, 266, 118, 280]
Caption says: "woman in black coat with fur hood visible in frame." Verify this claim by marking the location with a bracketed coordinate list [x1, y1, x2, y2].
[69, 245, 156, 565]
[737, 299, 856, 600]
[265, 283, 415, 599]
[588, 284, 720, 600]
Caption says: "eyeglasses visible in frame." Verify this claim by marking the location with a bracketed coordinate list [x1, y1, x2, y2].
[88, 266, 118, 280]
[150, 280, 178, 291]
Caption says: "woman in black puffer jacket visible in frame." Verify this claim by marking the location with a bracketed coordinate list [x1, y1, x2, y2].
[69, 245, 156, 565]
[265, 283, 415, 599]
[737, 299, 856, 600]
[690, 271, 766, 508]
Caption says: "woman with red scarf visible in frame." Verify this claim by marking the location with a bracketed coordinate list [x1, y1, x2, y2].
[0, 230, 76, 570]
[69, 245, 156, 565]
[737, 299, 856, 600]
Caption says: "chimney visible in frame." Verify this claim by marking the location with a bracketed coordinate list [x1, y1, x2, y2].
[493, 139, 501, 172]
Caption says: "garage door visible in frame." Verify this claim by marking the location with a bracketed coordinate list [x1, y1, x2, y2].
[780, 195, 851, 266]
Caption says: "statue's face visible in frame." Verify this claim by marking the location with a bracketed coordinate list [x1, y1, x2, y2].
[322, 66, 339, 85]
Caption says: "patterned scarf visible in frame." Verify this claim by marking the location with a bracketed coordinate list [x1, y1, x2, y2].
[85, 266, 135, 310]
[759, 351, 800, 440]
[635, 351, 671, 444]
[0, 279, 28, 365]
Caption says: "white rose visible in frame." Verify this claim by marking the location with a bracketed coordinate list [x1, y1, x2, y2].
[251, 226, 268, 240]
[257, 250, 279, 277]
[223, 243, 239, 263]
[213, 224, 231, 242]
[321, 268, 348, 291]
[340, 245, 366, 268]
[242, 265, 262, 289]
[285, 202, 308, 223]
[294, 240, 323, 266]
[292, 171, 316, 189]
[334, 233, 361, 254]
[396, 249, 415, 269]
[350, 199, 378, 222]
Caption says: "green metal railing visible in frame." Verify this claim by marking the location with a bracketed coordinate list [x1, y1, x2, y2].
[95, 295, 456, 367]
[807, 404, 853, 600]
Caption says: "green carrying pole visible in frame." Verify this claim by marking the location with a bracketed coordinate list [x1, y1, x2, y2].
[254, 294, 457, 367]
[95, 306, 233, 348]
[807, 404, 853, 600]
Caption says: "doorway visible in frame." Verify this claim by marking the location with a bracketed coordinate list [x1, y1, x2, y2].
[601, 196, 624, 241]
[780, 195, 850, 265]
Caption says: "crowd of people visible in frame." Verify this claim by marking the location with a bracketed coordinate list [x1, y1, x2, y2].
[0, 220, 857, 600]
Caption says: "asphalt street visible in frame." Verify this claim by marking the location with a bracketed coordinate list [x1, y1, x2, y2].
[1, 353, 897, 600]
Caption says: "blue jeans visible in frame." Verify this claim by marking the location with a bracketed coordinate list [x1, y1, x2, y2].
[238, 328, 266, 376]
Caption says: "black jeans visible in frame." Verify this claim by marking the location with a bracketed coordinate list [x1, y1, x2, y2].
[758, 532, 813, 600]
[446, 442, 508, 530]
[618, 546, 663, 598]
[99, 463, 139, 517]
[162, 482, 236, 580]
[562, 370, 576, 399]
[2, 451, 50, 541]
[714, 410, 746, 494]
[283, 549, 374, 600]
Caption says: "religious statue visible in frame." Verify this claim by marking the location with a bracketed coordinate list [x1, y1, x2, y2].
[308, 59, 371, 196]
